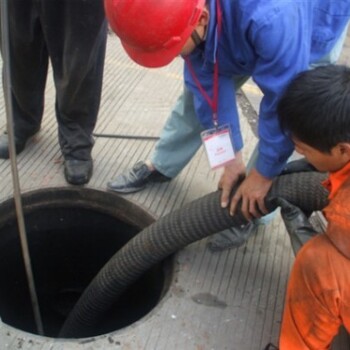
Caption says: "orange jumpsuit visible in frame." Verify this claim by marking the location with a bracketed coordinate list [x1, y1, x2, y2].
[280, 162, 350, 350]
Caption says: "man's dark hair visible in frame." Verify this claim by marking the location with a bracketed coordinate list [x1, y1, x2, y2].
[278, 65, 350, 153]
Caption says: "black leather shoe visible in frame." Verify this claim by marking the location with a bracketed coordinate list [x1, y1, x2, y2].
[0, 133, 28, 159]
[64, 159, 93, 185]
[107, 161, 171, 193]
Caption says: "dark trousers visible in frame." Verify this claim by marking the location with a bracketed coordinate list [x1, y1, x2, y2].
[4, 0, 107, 160]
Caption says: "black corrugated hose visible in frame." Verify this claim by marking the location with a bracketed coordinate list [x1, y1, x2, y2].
[60, 171, 328, 338]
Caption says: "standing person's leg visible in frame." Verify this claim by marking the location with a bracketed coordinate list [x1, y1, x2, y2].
[153, 75, 249, 178]
[107, 85, 204, 192]
[280, 234, 350, 350]
[151, 86, 203, 177]
[0, 0, 48, 159]
[41, 0, 107, 184]
[108, 74, 253, 194]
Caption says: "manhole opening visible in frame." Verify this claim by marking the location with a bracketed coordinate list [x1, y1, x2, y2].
[0, 189, 172, 338]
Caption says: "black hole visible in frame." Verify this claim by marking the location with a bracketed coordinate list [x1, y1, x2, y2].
[0, 189, 172, 338]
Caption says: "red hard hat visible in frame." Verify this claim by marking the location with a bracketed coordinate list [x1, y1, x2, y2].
[104, 0, 206, 68]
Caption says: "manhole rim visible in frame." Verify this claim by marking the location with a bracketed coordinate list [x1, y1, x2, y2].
[0, 186, 179, 345]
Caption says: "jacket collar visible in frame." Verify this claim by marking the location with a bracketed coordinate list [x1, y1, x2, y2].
[323, 161, 350, 200]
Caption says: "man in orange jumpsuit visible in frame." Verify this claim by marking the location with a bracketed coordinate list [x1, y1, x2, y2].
[274, 64, 350, 350]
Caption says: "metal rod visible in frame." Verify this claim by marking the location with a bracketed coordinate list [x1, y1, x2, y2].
[0, 0, 44, 336]
[93, 132, 159, 140]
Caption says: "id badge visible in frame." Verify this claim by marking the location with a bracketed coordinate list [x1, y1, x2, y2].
[201, 124, 235, 169]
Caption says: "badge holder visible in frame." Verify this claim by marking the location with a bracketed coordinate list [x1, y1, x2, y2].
[201, 123, 235, 169]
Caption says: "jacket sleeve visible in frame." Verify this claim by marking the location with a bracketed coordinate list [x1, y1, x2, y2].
[184, 56, 244, 153]
[251, 9, 310, 178]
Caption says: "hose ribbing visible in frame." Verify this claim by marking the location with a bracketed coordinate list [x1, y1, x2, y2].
[60, 171, 328, 337]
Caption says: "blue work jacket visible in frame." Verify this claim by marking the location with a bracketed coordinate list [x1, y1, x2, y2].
[184, 0, 350, 178]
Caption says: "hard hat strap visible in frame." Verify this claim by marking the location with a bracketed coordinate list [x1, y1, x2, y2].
[191, 30, 203, 47]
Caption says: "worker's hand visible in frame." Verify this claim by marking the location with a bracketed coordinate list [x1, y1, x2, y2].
[230, 168, 272, 220]
[218, 151, 246, 209]
[277, 197, 318, 254]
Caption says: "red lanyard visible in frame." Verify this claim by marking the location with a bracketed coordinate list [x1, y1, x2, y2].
[185, 0, 222, 127]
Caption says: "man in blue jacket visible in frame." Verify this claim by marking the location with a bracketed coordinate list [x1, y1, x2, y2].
[105, 0, 350, 250]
